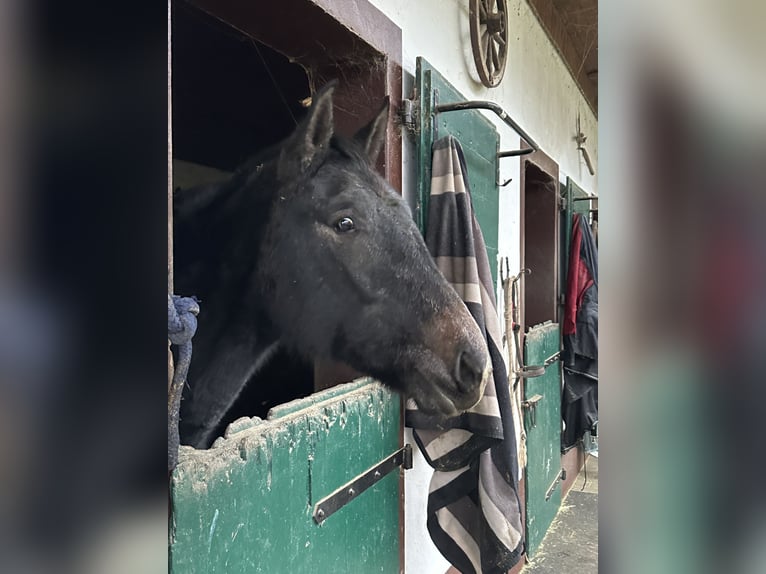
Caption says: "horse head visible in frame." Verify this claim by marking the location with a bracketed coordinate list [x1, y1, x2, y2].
[257, 83, 491, 416]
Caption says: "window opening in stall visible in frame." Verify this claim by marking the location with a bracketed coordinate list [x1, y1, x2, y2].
[523, 162, 559, 329]
[172, 4, 315, 432]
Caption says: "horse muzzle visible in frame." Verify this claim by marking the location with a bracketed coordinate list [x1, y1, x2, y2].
[450, 354, 492, 411]
[453, 343, 491, 405]
[408, 329, 492, 417]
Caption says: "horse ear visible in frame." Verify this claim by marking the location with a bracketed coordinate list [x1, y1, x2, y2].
[355, 97, 389, 164]
[280, 81, 337, 176]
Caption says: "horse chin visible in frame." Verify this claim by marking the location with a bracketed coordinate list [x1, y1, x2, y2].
[407, 365, 490, 418]
[409, 385, 461, 418]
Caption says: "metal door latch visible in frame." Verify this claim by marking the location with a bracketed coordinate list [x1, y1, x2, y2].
[313, 444, 413, 525]
[522, 394, 543, 428]
[545, 469, 566, 501]
[543, 351, 561, 367]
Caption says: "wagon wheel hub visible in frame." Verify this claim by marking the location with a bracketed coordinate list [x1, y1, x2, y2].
[485, 12, 505, 35]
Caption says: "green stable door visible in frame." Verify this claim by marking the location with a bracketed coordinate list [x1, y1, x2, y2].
[524, 177, 592, 557]
[170, 379, 403, 573]
[562, 177, 593, 284]
[414, 57, 500, 290]
[523, 321, 562, 557]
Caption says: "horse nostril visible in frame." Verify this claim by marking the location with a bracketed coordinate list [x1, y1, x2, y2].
[455, 347, 485, 392]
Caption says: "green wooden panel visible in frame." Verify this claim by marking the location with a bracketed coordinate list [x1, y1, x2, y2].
[415, 57, 500, 290]
[170, 379, 401, 574]
[523, 321, 562, 557]
[561, 177, 592, 297]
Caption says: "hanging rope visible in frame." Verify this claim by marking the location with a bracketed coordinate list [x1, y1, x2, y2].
[168, 293, 199, 471]
[500, 260, 529, 474]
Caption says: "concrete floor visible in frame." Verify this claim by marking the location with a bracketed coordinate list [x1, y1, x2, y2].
[521, 455, 598, 574]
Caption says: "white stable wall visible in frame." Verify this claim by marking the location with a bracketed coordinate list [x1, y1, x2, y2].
[367, 1, 598, 572]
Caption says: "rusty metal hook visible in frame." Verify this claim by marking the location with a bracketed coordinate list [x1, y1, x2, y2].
[511, 268, 531, 286]
[576, 112, 596, 176]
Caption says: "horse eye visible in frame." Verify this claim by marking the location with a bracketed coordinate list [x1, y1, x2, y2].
[334, 217, 356, 233]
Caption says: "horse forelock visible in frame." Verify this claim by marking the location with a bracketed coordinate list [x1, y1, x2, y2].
[314, 135, 394, 199]
[330, 135, 367, 164]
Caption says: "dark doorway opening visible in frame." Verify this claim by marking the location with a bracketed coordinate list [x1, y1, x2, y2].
[172, 4, 316, 431]
[523, 161, 559, 330]
[172, 0, 400, 441]
[172, 3, 310, 174]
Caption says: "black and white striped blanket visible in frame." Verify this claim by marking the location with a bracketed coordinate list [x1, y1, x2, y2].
[406, 136, 524, 573]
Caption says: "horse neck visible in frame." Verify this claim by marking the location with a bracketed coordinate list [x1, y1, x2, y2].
[175, 173, 281, 400]
[175, 172, 281, 360]
[175, 170, 274, 283]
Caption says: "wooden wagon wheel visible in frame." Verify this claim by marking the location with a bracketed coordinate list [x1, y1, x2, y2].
[469, 0, 508, 88]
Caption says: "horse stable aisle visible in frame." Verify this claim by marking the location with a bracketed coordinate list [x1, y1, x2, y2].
[521, 455, 598, 574]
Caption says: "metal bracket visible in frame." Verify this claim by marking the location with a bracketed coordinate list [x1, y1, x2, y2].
[313, 444, 413, 525]
[543, 351, 561, 367]
[576, 112, 596, 176]
[522, 394, 543, 409]
[572, 195, 599, 214]
[522, 393, 543, 428]
[401, 99, 418, 134]
[433, 100, 539, 158]
[545, 469, 567, 501]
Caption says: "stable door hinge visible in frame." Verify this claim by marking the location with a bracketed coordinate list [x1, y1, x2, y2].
[400, 99, 419, 134]
[313, 444, 413, 525]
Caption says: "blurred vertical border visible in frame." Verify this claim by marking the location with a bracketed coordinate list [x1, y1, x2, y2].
[601, 0, 766, 573]
[0, 1, 168, 572]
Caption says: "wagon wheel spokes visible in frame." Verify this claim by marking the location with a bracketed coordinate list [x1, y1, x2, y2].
[490, 39, 499, 71]
[479, 0, 487, 20]
[469, 0, 509, 87]
[485, 32, 492, 75]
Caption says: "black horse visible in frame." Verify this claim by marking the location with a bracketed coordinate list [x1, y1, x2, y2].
[174, 83, 490, 449]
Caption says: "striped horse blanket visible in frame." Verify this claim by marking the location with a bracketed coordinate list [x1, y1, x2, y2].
[406, 136, 524, 573]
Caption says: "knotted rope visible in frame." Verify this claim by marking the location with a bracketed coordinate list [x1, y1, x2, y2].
[168, 294, 199, 471]
[501, 262, 529, 473]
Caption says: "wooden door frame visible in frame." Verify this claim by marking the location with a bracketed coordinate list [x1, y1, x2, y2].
[511, 144, 559, 572]
[519, 143, 560, 336]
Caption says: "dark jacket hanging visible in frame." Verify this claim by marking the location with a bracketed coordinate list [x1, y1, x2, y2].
[562, 213, 598, 450]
